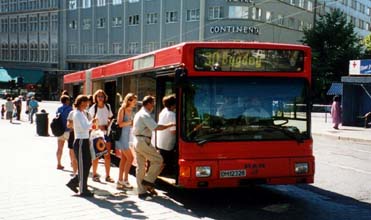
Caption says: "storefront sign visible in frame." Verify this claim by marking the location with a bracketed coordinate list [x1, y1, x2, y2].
[210, 25, 260, 35]
[349, 59, 371, 75]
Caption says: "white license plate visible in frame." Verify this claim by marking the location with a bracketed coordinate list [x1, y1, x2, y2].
[220, 169, 246, 178]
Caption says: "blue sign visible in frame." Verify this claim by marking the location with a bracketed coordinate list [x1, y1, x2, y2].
[360, 59, 371, 74]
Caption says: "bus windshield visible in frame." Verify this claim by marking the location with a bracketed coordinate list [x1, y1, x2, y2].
[182, 77, 310, 143]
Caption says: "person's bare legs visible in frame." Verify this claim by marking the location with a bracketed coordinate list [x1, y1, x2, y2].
[104, 142, 113, 182]
[122, 149, 134, 182]
[69, 149, 78, 175]
[57, 139, 65, 169]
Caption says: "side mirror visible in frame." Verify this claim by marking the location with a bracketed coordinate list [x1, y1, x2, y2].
[175, 67, 188, 87]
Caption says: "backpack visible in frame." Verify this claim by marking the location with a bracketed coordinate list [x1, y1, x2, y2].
[109, 119, 122, 141]
[50, 113, 65, 137]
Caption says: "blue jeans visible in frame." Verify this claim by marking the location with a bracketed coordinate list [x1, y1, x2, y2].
[29, 108, 37, 123]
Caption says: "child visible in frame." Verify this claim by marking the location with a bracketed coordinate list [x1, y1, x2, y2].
[1, 104, 5, 119]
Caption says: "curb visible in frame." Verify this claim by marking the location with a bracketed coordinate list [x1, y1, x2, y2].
[312, 132, 371, 144]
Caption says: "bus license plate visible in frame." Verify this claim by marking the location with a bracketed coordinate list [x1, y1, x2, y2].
[220, 169, 246, 178]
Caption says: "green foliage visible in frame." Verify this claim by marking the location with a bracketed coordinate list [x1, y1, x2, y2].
[301, 9, 361, 103]
[362, 34, 371, 58]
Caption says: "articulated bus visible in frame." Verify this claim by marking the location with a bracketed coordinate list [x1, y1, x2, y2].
[64, 42, 314, 188]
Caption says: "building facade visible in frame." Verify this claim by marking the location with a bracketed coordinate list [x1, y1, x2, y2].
[0, 0, 370, 99]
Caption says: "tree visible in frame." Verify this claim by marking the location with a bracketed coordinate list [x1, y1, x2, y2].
[362, 34, 371, 58]
[301, 9, 362, 103]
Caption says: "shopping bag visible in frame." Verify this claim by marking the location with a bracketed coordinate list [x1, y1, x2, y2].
[89, 129, 107, 160]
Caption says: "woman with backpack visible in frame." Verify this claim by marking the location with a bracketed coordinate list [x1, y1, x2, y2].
[115, 93, 137, 190]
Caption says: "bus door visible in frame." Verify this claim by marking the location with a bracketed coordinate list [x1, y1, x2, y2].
[104, 81, 117, 115]
[155, 74, 178, 181]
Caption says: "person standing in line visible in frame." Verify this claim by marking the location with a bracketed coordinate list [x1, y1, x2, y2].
[28, 96, 39, 123]
[55, 95, 73, 170]
[156, 94, 177, 175]
[5, 97, 14, 123]
[115, 93, 137, 190]
[88, 89, 115, 183]
[331, 95, 342, 130]
[66, 95, 97, 197]
[133, 95, 175, 199]
[14, 96, 22, 120]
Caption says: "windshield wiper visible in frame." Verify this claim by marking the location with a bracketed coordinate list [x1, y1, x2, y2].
[195, 131, 247, 145]
[264, 125, 304, 143]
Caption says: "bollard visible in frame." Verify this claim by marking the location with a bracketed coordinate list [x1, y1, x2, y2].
[36, 112, 49, 136]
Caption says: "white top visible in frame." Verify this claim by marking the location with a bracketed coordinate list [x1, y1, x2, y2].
[73, 110, 92, 139]
[133, 107, 157, 138]
[88, 104, 113, 126]
[156, 108, 176, 151]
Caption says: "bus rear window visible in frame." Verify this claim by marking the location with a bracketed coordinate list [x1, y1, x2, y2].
[194, 48, 304, 72]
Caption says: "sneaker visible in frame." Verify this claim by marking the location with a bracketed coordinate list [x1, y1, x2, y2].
[105, 176, 114, 183]
[117, 180, 133, 190]
[80, 190, 94, 197]
[66, 181, 78, 193]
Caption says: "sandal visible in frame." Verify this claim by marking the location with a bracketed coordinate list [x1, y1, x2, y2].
[92, 175, 101, 182]
[117, 180, 133, 190]
[105, 176, 114, 183]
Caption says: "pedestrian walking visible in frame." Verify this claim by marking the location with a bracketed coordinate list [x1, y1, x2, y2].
[88, 89, 114, 183]
[1, 104, 5, 119]
[66, 95, 97, 197]
[28, 97, 39, 124]
[115, 93, 137, 190]
[55, 95, 73, 170]
[133, 95, 175, 199]
[14, 96, 22, 120]
[331, 95, 342, 130]
[5, 97, 14, 123]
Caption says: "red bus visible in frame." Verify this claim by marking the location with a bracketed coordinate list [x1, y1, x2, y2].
[64, 42, 314, 188]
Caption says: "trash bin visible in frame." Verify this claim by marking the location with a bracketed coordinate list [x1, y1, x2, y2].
[36, 112, 49, 136]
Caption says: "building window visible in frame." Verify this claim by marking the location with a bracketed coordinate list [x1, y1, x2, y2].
[51, 43, 58, 62]
[209, 7, 223, 20]
[129, 15, 139, 25]
[351, 0, 357, 10]
[30, 43, 38, 62]
[82, 0, 91, 8]
[359, 3, 365, 14]
[40, 15, 49, 32]
[20, 17, 27, 32]
[19, 0, 28, 10]
[129, 0, 139, 2]
[288, 17, 295, 29]
[97, 43, 105, 54]
[298, 20, 304, 31]
[20, 43, 28, 61]
[128, 42, 139, 54]
[69, 20, 77, 29]
[1, 0, 9, 12]
[51, 14, 58, 32]
[10, 43, 18, 61]
[97, 18, 106, 28]
[358, 19, 364, 29]
[251, 7, 261, 20]
[40, 43, 49, 62]
[228, 6, 248, 19]
[29, 16, 38, 32]
[112, 0, 122, 5]
[9, 0, 17, 12]
[68, 44, 77, 55]
[307, 1, 313, 11]
[10, 18, 17, 33]
[40, 0, 49, 9]
[97, 0, 106, 7]
[82, 44, 90, 54]
[144, 42, 157, 53]
[266, 11, 273, 23]
[187, 9, 200, 21]
[165, 11, 178, 23]
[1, 43, 9, 60]
[112, 43, 121, 54]
[69, 0, 77, 10]
[146, 13, 158, 24]
[1, 18, 8, 33]
[298, 0, 304, 8]
[277, 14, 284, 26]
[83, 19, 91, 30]
[112, 17, 122, 27]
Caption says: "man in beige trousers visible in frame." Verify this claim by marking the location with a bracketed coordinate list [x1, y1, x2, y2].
[133, 95, 175, 199]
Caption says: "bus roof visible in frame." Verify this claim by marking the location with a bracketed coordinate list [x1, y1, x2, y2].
[64, 41, 310, 84]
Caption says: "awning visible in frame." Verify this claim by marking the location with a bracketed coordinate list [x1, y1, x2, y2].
[327, 83, 343, 95]
[6, 68, 44, 84]
[0, 68, 13, 82]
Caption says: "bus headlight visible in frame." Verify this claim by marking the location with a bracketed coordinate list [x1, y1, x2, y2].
[295, 163, 309, 174]
[196, 166, 211, 177]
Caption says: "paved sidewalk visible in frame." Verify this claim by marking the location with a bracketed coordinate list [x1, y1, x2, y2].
[0, 101, 200, 220]
[312, 113, 371, 144]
